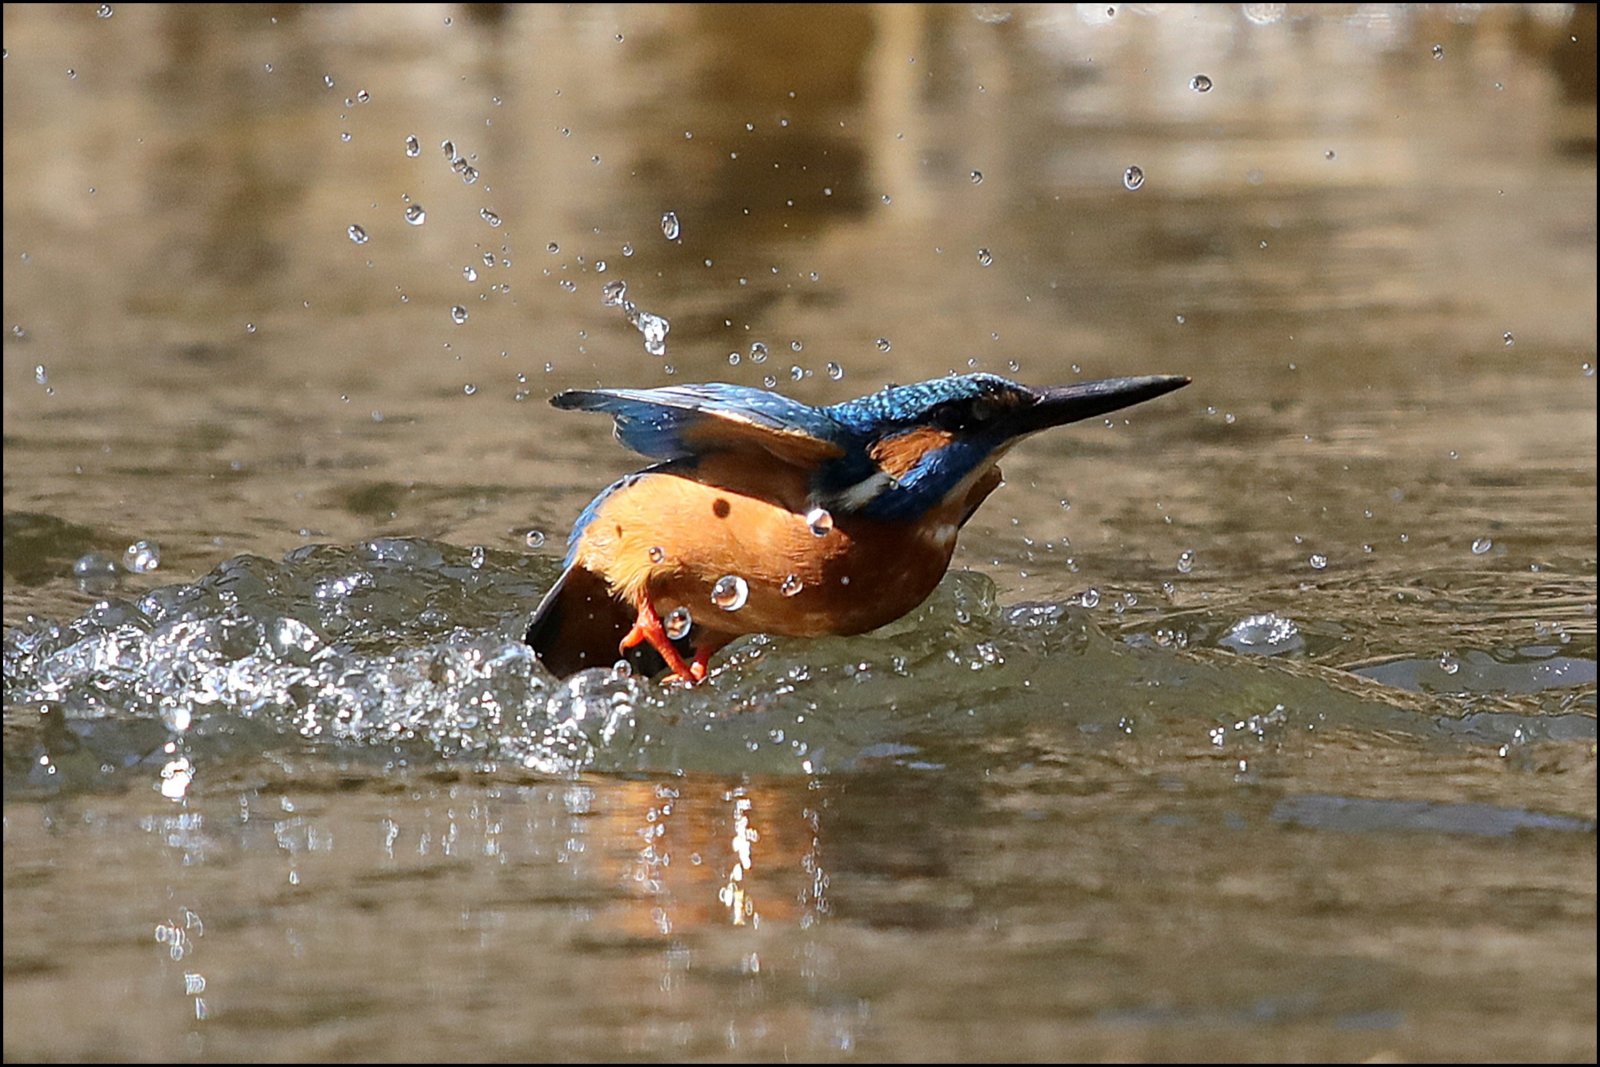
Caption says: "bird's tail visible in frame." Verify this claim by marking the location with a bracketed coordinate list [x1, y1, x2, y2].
[525, 563, 670, 679]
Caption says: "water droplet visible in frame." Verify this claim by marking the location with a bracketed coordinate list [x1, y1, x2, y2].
[96, 3, 114, 16]
[632, 309, 670, 357]
[559, 279, 577, 293]
[1439, 651, 1460, 675]
[480, 208, 502, 227]
[805, 506, 834, 537]
[1309, 553, 1328, 570]
[781, 574, 804, 597]
[244, 322, 257, 334]
[648, 545, 665, 563]
[123, 539, 161, 573]
[525, 529, 546, 548]
[404, 204, 426, 225]
[661, 211, 681, 240]
[711, 575, 749, 611]
[601, 279, 628, 307]
[1324, 149, 1336, 160]
[1431, 43, 1445, 60]
[463, 265, 478, 283]
[451, 305, 468, 325]
[665, 606, 693, 640]
[1123, 165, 1144, 190]
[347, 223, 369, 244]
[33, 364, 47, 384]
[875, 337, 892, 352]
[826, 362, 843, 380]
[1189, 74, 1212, 92]
[1176, 549, 1194, 574]
[1471, 536, 1493, 555]
[1502, 331, 1514, 347]
[463, 383, 477, 395]
[460, 165, 478, 185]
[750, 341, 769, 363]
[976, 248, 994, 267]
[1080, 587, 1100, 609]
[970, 169, 984, 184]
[441, 139, 457, 162]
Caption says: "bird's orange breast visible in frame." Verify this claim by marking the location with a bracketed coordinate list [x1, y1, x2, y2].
[571, 454, 998, 641]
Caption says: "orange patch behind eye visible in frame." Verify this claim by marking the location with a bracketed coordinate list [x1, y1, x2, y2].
[869, 427, 954, 481]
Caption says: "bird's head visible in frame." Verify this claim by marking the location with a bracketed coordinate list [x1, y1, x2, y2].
[816, 372, 1189, 520]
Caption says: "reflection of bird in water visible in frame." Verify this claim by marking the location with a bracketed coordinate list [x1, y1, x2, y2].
[526, 372, 1188, 682]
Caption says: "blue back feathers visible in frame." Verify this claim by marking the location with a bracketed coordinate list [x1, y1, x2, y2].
[552, 383, 847, 466]
[553, 374, 1037, 528]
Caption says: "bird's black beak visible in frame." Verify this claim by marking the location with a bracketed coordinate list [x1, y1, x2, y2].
[1009, 375, 1190, 437]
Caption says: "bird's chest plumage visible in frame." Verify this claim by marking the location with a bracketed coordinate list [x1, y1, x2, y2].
[571, 456, 972, 639]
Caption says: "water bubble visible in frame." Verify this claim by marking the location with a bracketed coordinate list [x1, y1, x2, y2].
[1439, 651, 1460, 675]
[826, 362, 843, 380]
[1123, 165, 1144, 190]
[661, 211, 681, 240]
[1219, 613, 1302, 656]
[970, 170, 984, 184]
[480, 208, 502, 227]
[72, 551, 119, 586]
[96, 4, 114, 17]
[460, 165, 478, 184]
[781, 574, 804, 597]
[711, 575, 749, 611]
[1502, 331, 1514, 347]
[1471, 536, 1493, 555]
[805, 506, 834, 537]
[244, 322, 257, 334]
[1176, 549, 1194, 574]
[665, 606, 693, 640]
[450, 305, 468, 325]
[559, 279, 577, 293]
[1324, 149, 1336, 160]
[34, 364, 47, 384]
[123, 539, 161, 573]
[1431, 43, 1445, 60]
[463, 265, 478, 283]
[1308, 553, 1328, 570]
[600, 279, 628, 307]
[1189, 74, 1213, 92]
[750, 341, 769, 363]
[347, 224, 369, 244]
[648, 546, 665, 563]
[975, 248, 995, 268]
[463, 383, 477, 395]
[441, 139, 457, 162]
[404, 204, 426, 225]
[1080, 587, 1100, 609]
[874, 337, 893, 353]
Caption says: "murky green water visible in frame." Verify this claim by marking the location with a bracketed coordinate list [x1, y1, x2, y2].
[4, 5, 1595, 1062]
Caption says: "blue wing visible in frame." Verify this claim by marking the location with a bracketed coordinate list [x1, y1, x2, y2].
[551, 383, 848, 465]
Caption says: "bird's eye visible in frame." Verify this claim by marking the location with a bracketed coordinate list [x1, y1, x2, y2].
[932, 403, 969, 431]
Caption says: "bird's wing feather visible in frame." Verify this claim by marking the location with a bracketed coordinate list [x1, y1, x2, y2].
[552, 384, 847, 466]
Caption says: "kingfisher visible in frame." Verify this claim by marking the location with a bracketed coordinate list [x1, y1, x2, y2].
[525, 372, 1188, 682]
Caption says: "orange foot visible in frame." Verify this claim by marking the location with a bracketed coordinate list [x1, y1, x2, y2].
[689, 644, 715, 682]
[619, 599, 697, 683]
